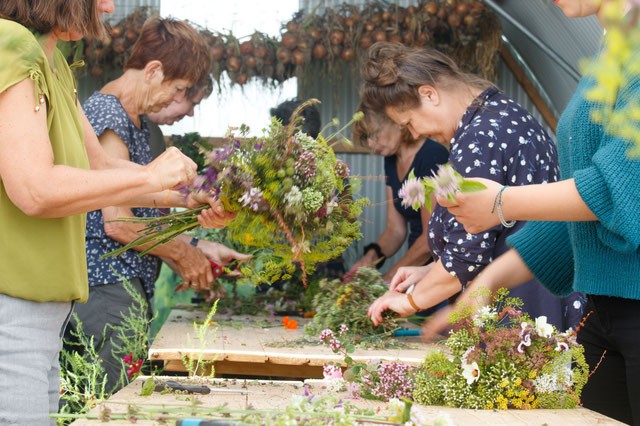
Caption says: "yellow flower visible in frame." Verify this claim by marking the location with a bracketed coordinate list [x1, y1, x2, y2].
[499, 378, 509, 388]
[514, 377, 522, 387]
[528, 370, 537, 379]
[496, 395, 508, 410]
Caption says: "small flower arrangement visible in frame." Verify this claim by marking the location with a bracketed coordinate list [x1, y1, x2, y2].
[400, 163, 487, 211]
[107, 100, 368, 285]
[304, 267, 401, 338]
[413, 288, 589, 410]
[320, 324, 417, 402]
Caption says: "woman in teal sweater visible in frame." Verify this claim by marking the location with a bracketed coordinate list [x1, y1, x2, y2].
[424, 1, 640, 424]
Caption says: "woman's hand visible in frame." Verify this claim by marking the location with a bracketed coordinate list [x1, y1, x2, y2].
[367, 291, 415, 326]
[196, 198, 236, 229]
[173, 245, 215, 291]
[145, 147, 198, 191]
[388, 265, 432, 293]
[437, 177, 502, 234]
[197, 240, 252, 270]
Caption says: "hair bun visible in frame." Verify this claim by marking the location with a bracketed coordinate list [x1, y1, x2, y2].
[361, 42, 405, 86]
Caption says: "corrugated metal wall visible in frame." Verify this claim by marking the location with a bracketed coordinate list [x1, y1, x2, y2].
[111, 0, 159, 23]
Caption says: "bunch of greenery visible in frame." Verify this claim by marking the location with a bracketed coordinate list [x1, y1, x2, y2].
[107, 100, 367, 285]
[59, 279, 156, 423]
[413, 288, 589, 410]
[304, 267, 400, 338]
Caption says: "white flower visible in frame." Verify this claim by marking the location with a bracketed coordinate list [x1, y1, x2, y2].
[461, 361, 480, 384]
[517, 333, 532, 353]
[534, 316, 554, 338]
[555, 341, 569, 352]
[473, 305, 497, 327]
[325, 197, 338, 215]
[285, 185, 302, 206]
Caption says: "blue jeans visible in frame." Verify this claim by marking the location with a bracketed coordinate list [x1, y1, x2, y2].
[579, 295, 640, 425]
[0, 294, 72, 425]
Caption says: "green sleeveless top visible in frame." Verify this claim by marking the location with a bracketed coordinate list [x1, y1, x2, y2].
[0, 19, 90, 302]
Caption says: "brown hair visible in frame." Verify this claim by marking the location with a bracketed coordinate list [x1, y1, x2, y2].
[353, 101, 416, 148]
[125, 17, 212, 85]
[0, 0, 107, 39]
[361, 42, 493, 113]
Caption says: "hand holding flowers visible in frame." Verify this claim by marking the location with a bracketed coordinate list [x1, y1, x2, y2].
[399, 163, 487, 212]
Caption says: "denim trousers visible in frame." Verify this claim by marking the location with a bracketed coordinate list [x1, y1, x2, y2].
[579, 295, 640, 425]
[0, 293, 72, 426]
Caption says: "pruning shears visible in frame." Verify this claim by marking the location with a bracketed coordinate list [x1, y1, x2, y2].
[154, 379, 252, 395]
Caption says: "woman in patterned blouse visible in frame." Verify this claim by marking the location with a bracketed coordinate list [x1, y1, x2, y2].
[363, 42, 583, 330]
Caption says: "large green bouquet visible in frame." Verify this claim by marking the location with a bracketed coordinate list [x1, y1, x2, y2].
[108, 100, 367, 284]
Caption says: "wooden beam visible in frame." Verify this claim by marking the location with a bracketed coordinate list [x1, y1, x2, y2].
[499, 44, 558, 133]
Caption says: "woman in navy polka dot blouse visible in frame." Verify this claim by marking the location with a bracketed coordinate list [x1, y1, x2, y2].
[363, 42, 583, 330]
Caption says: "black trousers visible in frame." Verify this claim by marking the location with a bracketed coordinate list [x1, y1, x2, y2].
[578, 295, 640, 425]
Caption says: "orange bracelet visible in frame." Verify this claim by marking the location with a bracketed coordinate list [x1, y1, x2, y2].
[407, 292, 422, 312]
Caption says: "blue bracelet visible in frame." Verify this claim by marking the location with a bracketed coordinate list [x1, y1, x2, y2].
[491, 186, 516, 228]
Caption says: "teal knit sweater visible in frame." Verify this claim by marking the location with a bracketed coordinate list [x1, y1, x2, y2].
[508, 51, 640, 300]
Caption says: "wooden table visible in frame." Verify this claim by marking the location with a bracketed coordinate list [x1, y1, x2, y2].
[70, 376, 625, 426]
[149, 308, 431, 379]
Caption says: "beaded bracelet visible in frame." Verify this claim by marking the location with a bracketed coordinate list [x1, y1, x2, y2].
[491, 186, 516, 228]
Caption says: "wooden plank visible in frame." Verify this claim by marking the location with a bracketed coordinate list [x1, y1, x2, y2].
[71, 376, 626, 426]
[149, 308, 432, 377]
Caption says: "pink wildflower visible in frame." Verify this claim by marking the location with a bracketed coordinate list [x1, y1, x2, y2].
[398, 177, 425, 210]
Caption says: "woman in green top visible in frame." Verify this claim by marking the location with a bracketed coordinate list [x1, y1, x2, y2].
[0, 1, 230, 423]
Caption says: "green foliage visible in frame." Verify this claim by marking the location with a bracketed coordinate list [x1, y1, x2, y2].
[169, 132, 212, 172]
[58, 278, 157, 424]
[58, 319, 109, 423]
[181, 301, 219, 377]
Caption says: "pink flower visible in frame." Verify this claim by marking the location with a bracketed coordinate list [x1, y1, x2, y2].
[323, 363, 344, 380]
[398, 177, 425, 210]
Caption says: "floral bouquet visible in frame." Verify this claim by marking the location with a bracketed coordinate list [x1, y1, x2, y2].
[400, 163, 486, 211]
[107, 100, 367, 285]
[413, 288, 589, 410]
[304, 267, 401, 338]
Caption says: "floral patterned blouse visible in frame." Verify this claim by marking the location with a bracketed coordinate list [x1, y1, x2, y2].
[428, 87, 559, 287]
[84, 93, 160, 295]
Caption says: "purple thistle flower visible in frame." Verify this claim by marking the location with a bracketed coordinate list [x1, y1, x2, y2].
[398, 177, 425, 210]
[432, 163, 463, 200]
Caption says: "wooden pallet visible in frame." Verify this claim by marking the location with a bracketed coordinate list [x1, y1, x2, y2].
[149, 308, 430, 378]
[70, 376, 625, 426]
